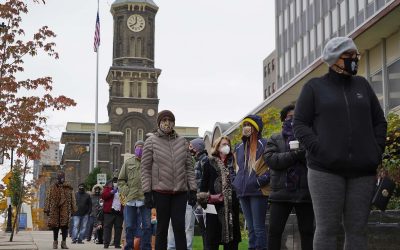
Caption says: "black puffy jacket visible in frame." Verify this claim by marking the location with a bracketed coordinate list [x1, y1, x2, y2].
[264, 133, 311, 203]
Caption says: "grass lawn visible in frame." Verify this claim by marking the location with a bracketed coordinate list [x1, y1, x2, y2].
[192, 236, 249, 249]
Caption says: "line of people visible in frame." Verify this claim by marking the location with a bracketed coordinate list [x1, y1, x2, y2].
[44, 37, 387, 250]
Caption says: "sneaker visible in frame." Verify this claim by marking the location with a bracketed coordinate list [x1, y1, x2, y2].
[71, 241, 76, 244]
[115, 246, 121, 249]
[77, 241, 84, 244]
[104, 244, 109, 249]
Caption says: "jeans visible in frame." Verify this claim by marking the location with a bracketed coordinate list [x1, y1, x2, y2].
[167, 203, 195, 250]
[72, 215, 89, 242]
[240, 196, 268, 250]
[124, 205, 152, 250]
[153, 192, 187, 250]
[85, 216, 96, 240]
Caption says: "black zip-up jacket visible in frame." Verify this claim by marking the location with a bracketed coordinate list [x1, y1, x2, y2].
[293, 69, 387, 177]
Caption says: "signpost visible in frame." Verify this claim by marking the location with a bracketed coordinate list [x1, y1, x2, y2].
[97, 173, 107, 185]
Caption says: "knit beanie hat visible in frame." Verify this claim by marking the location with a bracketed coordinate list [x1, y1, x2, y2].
[242, 114, 264, 136]
[190, 138, 205, 152]
[157, 110, 175, 126]
[134, 140, 144, 148]
[322, 37, 358, 66]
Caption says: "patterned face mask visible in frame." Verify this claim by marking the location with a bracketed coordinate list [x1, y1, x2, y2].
[160, 120, 174, 134]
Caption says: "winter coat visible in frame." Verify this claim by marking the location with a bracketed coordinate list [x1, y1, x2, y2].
[73, 191, 92, 216]
[200, 155, 241, 245]
[233, 138, 271, 197]
[293, 69, 387, 177]
[118, 156, 144, 202]
[194, 150, 209, 192]
[264, 133, 311, 203]
[141, 129, 197, 193]
[102, 185, 122, 214]
[44, 183, 77, 228]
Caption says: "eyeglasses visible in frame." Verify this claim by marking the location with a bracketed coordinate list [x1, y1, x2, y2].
[341, 52, 361, 60]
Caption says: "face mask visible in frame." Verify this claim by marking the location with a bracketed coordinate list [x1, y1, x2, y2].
[189, 148, 196, 156]
[99, 201, 104, 207]
[78, 187, 85, 192]
[282, 118, 293, 131]
[95, 190, 100, 195]
[242, 126, 252, 137]
[159, 120, 174, 134]
[135, 147, 143, 158]
[337, 57, 359, 75]
[219, 145, 230, 155]
[57, 176, 65, 184]
[113, 182, 118, 188]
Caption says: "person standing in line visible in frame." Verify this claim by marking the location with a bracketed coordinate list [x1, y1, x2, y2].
[141, 110, 197, 250]
[118, 140, 152, 250]
[102, 177, 124, 248]
[265, 104, 314, 250]
[198, 136, 241, 250]
[44, 171, 77, 249]
[293, 37, 387, 250]
[232, 115, 270, 250]
[167, 138, 208, 250]
[71, 183, 92, 244]
[85, 184, 103, 242]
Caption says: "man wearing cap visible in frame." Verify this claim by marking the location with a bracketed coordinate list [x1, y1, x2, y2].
[293, 37, 387, 250]
[118, 140, 151, 250]
[141, 110, 197, 250]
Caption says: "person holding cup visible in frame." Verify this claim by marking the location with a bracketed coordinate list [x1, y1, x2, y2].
[264, 104, 314, 250]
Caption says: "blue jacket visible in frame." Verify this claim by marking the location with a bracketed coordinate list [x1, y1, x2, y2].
[233, 137, 270, 197]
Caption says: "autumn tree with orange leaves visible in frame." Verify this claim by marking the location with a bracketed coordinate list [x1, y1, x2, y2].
[0, 0, 75, 239]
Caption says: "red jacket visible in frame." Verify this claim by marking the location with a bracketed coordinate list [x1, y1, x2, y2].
[102, 186, 120, 213]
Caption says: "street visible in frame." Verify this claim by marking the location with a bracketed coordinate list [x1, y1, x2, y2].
[32, 231, 108, 250]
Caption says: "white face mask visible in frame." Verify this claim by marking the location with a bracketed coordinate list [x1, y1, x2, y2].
[113, 182, 118, 188]
[219, 145, 230, 155]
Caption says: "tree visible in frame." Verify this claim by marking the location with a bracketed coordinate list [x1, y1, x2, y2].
[0, 0, 76, 240]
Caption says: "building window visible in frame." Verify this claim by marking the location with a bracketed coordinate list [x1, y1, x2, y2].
[358, 0, 365, 11]
[290, 2, 295, 24]
[137, 82, 142, 98]
[137, 128, 144, 141]
[317, 22, 322, 46]
[309, 28, 315, 53]
[388, 59, 400, 109]
[297, 40, 302, 63]
[279, 56, 284, 77]
[296, 0, 301, 18]
[271, 59, 275, 71]
[371, 70, 384, 108]
[324, 14, 330, 41]
[279, 14, 283, 34]
[264, 65, 267, 78]
[332, 7, 338, 34]
[302, 0, 307, 12]
[272, 82, 276, 92]
[303, 34, 309, 57]
[339, 1, 346, 27]
[268, 86, 271, 96]
[284, 7, 289, 29]
[268, 63, 271, 74]
[291, 46, 296, 69]
[125, 128, 132, 153]
[349, 0, 355, 19]
[285, 51, 289, 74]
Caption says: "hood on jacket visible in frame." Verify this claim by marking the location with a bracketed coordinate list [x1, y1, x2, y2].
[242, 114, 264, 137]
[92, 184, 104, 193]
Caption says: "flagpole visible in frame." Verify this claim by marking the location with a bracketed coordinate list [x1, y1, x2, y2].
[94, 0, 99, 172]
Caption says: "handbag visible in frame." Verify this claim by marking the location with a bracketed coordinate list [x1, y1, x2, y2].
[371, 176, 396, 211]
[207, 193, 224, 204]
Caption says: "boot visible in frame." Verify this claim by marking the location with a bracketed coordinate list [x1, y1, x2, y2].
[61, 241, 69, 249]
[53, 241, 58, 249]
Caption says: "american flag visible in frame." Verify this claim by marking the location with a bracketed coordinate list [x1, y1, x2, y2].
[94, 11, 100, 52]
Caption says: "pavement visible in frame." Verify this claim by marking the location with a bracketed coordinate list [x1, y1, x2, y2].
[0, 231, 109, 250]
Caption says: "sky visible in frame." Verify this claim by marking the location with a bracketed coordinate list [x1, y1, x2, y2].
[21, 0, 276, 140]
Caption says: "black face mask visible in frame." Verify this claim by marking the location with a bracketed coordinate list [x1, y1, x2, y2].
[337, 57, 359, 75]
[189, 149, 196, 156]
[78, 187, 85, 193]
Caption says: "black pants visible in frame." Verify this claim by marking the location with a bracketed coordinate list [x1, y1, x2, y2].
[268, 202, 314, 250]
[153, 192, 187, 250]
[103, 210, 123, 247]
[53, 226, 68, 241]
[208, 241, 238, 250]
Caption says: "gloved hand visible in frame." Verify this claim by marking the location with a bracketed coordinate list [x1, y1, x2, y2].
[144, 192, 154, 209]
[188, 190, 197, 207]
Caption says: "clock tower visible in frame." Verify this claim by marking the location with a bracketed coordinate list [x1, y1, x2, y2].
[107, 0, 160, 162]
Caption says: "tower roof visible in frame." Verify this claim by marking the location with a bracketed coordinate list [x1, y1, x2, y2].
[111, 0, 158, 9]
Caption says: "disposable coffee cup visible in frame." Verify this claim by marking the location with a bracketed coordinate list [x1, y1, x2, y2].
[289, 140, 299, 150]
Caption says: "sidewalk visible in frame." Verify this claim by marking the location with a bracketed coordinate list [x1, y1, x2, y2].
[0, 231, 37, 250]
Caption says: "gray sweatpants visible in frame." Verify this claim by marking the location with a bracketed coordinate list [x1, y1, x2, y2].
[308, 168, 376, 250]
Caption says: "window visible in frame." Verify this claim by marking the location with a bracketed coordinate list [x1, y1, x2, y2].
[264, 65, 267, 77]
[125, 128, 132, 153]
[349, 0, 355, 19]
[137, 82, 142, 98]
[271, 59, 275, 70]
[309, 28, 315, 52]
[291, 46, 296, 69]
[279, 56, 284, 77]
[339, 1, 346, 27]
[279, 14, 283, 34]
[290, 2, 295, 24]
[296, 0, 301, 18]
[332, 7, 338, 33]
[137, 128, 144, 141]
[303, 34, 309, 57]
[284, 8, 289, 29]
[302, 0, 307, 12]
[272, 82, 276, 93]
[371, 70, 384, 108]
[358, 0, 365, 11]
[297, 40, 302, 63]
[268, 86, 271, 96]
[388, 59, 400, 109]
[324, 14, 330, 41]
[285, 50, 289, 73]
[317, 22, 322, 46]
[136, 38, 142, 57]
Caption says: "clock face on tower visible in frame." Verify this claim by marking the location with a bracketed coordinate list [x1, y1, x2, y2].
[127, 14, 146, 32]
